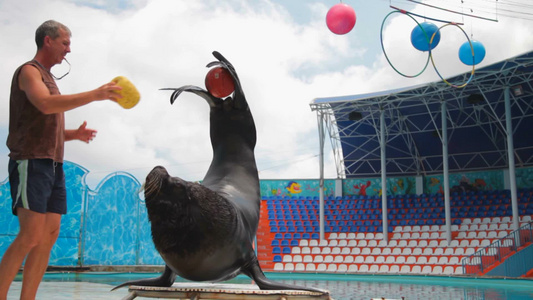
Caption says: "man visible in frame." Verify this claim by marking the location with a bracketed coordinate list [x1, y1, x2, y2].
[0, 20, 122, 300]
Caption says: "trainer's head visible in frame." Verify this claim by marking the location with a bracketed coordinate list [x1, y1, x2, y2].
[35, 20, 71, 49]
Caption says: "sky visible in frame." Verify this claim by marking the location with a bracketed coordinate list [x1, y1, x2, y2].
[0, 0, 532, 189]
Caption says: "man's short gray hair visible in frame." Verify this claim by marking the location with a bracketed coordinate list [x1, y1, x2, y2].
[35, 20, 71, 49]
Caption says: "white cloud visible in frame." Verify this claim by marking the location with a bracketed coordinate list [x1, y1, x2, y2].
[0, 0, 532, 189]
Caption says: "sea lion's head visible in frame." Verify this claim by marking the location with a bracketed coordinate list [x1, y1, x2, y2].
[143, 166, 192, 215]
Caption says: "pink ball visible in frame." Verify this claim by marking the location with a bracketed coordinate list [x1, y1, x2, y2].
[326, 3, 356, 35]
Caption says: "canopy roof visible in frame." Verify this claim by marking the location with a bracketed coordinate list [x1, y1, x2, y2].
[310, 51, 533, 178]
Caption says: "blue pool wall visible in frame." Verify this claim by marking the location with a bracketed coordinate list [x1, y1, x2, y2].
[0, 161, 532, 266]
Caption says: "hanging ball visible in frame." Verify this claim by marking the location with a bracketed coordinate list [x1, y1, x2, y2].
[459, 40, 486, 65]
[326, 3, 356, 35]
[205, 67, 235, 98]
[410, 22, 440, 51]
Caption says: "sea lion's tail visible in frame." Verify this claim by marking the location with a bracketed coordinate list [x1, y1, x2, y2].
[111, 265, 176, 291]
[242, 256, 328, 294]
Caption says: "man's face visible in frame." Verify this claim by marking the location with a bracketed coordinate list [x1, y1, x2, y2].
[47, 28, 71, 65]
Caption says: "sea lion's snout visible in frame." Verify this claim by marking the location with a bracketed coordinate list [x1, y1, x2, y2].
[144, 166, 169, 198]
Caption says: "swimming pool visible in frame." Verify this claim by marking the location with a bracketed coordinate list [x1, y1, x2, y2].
[9, 272, 533, 300]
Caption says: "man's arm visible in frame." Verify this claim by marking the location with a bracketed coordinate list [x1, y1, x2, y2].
[19, 64, 121, 115]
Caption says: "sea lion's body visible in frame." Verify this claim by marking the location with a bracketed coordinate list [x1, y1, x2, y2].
[113, 52, 325, 294]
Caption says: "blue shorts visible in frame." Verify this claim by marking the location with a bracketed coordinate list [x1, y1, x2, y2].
[8, 159, 67, 216]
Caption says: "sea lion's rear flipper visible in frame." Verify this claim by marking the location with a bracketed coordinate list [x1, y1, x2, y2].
[242, 256, 327, 294]
[111, 265, 176, 291]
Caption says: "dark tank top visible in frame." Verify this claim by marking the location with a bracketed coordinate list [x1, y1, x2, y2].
[7, 61, 65, 163]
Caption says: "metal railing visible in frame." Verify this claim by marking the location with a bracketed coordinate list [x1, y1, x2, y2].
[462, 221, 533, 275]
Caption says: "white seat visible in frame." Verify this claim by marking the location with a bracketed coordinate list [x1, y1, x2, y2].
[438, 256, 449, 264]
[404, 225, 413, 232]
[392, 233, 402, 239]
[388, 240, 398, 247]
[521, 215, 532, 222]
[338, 233, 348, 239]
[319, 240, 328, 247]
[316, 264, 327, 272]
[284, 263, 294, 271]
[402, 248, 412, 255]
[417, 256, 428, 264]
[390, 265, 400, 273]
[401, 232, 411, 239]
[448, 257, 460, 265]
[423, 247, 433, 255]
[354, 256, 364, 263]
[396, 256, 406, 264]
[427, 257, 438, 265]
[479, 224, 488, 231]
[434, 248, 444, 256]
[502, 216, 511, 223]
[411, 265, 422, 273]
[399, 265, 411, 274]
[358, 264, 369, 273]
[347, 233, 356, 239]
[364, 256, 375, 264]
[303, 255, 313, 263]
[324, 255, 334, 263]
[428, 240, 439, 247]
[274, 263, 284, 271]
[478, 231, 487, 239]
[366, 233, 375, 239]
[398, 240, 408, 247]
[421, 266, 433, 274]
[351, 248, 361, 255]
[385, 256, 396, 264]
[295, 263, 305, 271]
[418, 240, 428, 248]
[464, 248, 476, 256]
[499, 223, 509, 230]
[472, 218, 482, 224]
[394, 226, 403, 232]
[348, 264, 358, 272]
[329, 233, 338, 239]
[482, 217, 492, 224]
[382, 248, 392, 255]
[313, 255, 323, 263]
[328, 240, 338, 247]
[305, 263, 316, 271]
[299, 240, 309, 247]
[379, 265, 390, 273]
[301, 247, 311, 254]
[491, 217, 501, 223]
[341, 247, 351, 255]
[430, 225, 440, 232]
[292, 247, 301, 254]
[334, 255, 344, 263]
[372, 248, 381, 255]
[375, 233, 383, 239]
[480, 239, 491, 247]
[321, 247, 331, 254]
[358, 240, 368, 247]
[293, 255, 303, 263]
[309, 240, 318, 247]
[432, 265, 443, 274]
[412, 248, 423, 255]
[378, 240, 388, 247]
[459, 240, 470, 247]
[311, 247, 321, 254]
[331, 247, 341, 255]
[348, 240, 357, 247]
[443, 266, 455, 274]
[406, 256, 417, 264]
[487, 231, 498, 238]
[338, 264, 348, 272]
[344, 256, 354, 263]
[443, 248, 455, 255]
[375, 256, 385, 264]
[361, 248, 371, 255]
[411, 225, 420, 232]
[459, 225, 469, 231]
[427, 232, 437, 239]
[326, 264, 337, 272]
[421, 225, 430, 232]
[369, 265, 379, 273]
[470, 240, 480, 247]
[411, 232, 421, 239]
[338, 240, 348, 247]
[392, 248, 402, 255]
[463, 218, 472, 225]
[454, 248, 465, 255]
[368, 240, 378, 247]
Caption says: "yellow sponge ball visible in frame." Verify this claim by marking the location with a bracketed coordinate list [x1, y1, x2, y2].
[112, 76, 140, 109]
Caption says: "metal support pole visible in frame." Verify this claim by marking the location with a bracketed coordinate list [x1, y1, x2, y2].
[380, 109, 388, 241]
[442, 101, 452, 245]
[318, 112, 326, 241]
[504, 87, 520, 232]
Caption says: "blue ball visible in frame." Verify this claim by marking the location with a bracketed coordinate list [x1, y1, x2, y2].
[410, 22, 440, 51]
[459, 40, 486, 65]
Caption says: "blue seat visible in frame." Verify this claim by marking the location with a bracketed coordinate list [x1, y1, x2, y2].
[271, 240, 279, 246]
[272, 247, 281, 254]
[282, 247, 291, 254]
[273, 255, 282, 262]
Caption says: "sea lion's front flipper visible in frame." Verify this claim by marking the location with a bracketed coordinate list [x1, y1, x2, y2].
[242, 256, 328, 294]
[111, 265, 176, 291]
[160, 85, 223, 107]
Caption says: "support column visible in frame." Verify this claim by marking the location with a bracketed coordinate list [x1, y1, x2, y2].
[504, 87, 520, 231]
[442, 101, 452, 244]
[380, 109, 388, 241]
[318, 112, 326, 241]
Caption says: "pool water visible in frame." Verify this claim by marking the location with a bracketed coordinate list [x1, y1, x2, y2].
[10, 272, 533, 300]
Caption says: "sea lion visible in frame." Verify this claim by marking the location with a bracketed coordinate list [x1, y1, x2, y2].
[113, 52, 325, 294]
